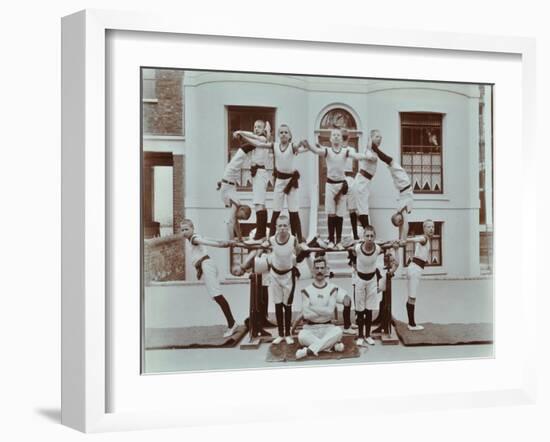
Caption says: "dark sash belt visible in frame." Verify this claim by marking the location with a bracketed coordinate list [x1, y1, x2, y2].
[250, 164, 266, 177]
[412, 257, 426, 269]
[345, 171, 355, 177]
[194, 255, 210, 280]
[357, 270, 377, 281]
[271, 265, 292, 275]
[274, 170, 300, 194]
[359, 169, 374, 180]
[327, 178, 349, 201]
[305, 320, 332, 325]
[400, 184, 412, 193]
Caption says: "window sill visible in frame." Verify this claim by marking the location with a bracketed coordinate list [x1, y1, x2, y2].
[413, 194, 449, 202]
[143, 134, 185, 141]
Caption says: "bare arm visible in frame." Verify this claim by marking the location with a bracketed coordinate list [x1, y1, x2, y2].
[349, 149, 376, 161]
[302, 140, 327, 156]
[234, 130, 267, 142]
[192, 236, 233, 248]
[238, 133, 273, 149]
[294, 141, 311, 155]
[398, 235, 427, 248]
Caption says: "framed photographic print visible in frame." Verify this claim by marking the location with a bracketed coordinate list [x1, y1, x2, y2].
[62, 9, 537, 433]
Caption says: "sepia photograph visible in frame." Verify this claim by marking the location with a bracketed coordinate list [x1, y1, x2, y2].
[141, 68, 494, 374]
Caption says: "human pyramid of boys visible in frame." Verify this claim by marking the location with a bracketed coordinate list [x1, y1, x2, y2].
[179, 120, 435, 359]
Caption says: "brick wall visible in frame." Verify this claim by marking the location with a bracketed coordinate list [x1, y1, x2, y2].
[144, 233, 185, 284]
[143, 69, 183, 135]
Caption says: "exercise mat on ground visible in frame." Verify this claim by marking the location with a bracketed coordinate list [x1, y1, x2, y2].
[266, 335, 360, 362]
[394, 320, 493, 346]
[146, 325, 247, 349]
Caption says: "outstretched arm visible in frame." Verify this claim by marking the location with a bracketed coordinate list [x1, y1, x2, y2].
[233, 130, 267, 142]
[192, 236, 233, 248]
[304, 140, 327, 156]
[238, 133, 273, 149]
[349, 149, 376, 161]
[293, 141, 311, 155]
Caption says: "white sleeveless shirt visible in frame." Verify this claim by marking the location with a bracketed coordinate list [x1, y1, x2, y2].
[273, 142, 296, 174]
[344, 146, 356, 174]
[414, 237, 431, 262]
[355, 243, 381, 274]
[358, 147, 378, 178]
[188, 234, 208, 266]
[325, 147, 350, 181]
[269, 233, 297, 271]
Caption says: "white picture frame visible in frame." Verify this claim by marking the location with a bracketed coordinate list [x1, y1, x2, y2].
[61, 9, 537, 433]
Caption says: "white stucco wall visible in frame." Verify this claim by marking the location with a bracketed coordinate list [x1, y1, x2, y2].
[363, 83, 481, 277]
[177, 73, 483, 278]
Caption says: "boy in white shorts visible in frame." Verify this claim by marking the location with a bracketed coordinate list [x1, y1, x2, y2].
[351, 132, 379, 230]
[233, 120, 271, 241]
[218, 128, 273, 240]
[397, 219, 434, 330]
[304, 128, 375, 249]
[239, 124, 309, 243]
[180, 219, 239, 338]
[349, 225, 385, 346]
[369, 129, 414, 240]
[235, 215, 304, 344]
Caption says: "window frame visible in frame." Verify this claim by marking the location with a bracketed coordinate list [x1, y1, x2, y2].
[400, 111, 444, 194]
[226, 105, 277, 192]
[403, 221, 443, 268]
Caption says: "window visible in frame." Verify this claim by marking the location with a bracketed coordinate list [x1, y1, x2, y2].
[400, 112, 443, 193]
[404, 221, 443, 267]
[227, 106, 276, 191]
[141, 68, 184, 136]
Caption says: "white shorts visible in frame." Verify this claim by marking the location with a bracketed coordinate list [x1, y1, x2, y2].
[272, 177, 299, 212]
[354, 274, 381, 311]
[407, 262, 423, 299]
[351, 173, 372, 216]
[252, 168, 269, 205]
[345, 176, 357, 211]
[269, 269, 295, 305]
[220, 182, 240, 208]
[200, 258, 222, 298]
[397, 188, 414, 213]
[324, 181, 347, 217]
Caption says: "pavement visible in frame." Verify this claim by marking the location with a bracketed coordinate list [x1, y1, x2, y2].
[144, 277, 494, 374]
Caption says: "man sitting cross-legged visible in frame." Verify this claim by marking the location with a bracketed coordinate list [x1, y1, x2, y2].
[295, 257, 345, 359]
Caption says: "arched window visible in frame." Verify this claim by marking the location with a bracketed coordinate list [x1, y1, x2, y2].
[319, 108, 357, 130]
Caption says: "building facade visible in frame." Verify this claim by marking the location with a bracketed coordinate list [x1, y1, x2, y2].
[142, 69, 493, 282]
